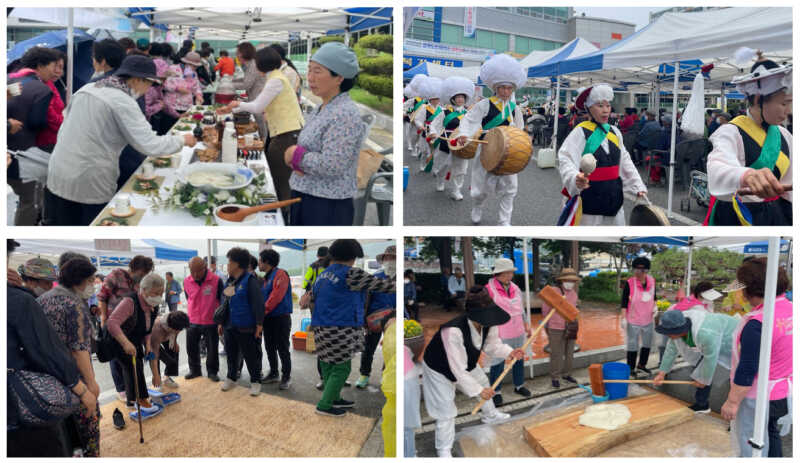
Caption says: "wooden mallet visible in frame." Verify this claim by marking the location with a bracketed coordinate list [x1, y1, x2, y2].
[470, 285, 579, 415]
[588, 363, 694, 396]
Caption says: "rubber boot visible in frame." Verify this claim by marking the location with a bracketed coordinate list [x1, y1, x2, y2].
[626, 350, 638, 376]
[638, 347, 652, 374]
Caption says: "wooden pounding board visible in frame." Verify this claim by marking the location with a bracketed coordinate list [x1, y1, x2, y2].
[524, 393, 693, 457]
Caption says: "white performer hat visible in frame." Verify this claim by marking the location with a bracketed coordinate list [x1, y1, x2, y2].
[575, 84, 614, 112]
[419, 77, 443, 101]
[479, 54, 526, 91]
[442, 76, 475, 105]
[731, 48, 792, 97]
[403, 85, 415, 98]
[408, 74, 428, 97]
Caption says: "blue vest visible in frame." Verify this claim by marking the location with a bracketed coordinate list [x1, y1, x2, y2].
[311, 263, 364, 327]
[263, 268, 293, 317]
[368, 271, 395, 314]
[229, 272, 255, 328]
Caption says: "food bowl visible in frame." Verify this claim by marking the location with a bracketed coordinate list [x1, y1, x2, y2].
[213, 204, 259, 226]
[177, 163, 254, 193]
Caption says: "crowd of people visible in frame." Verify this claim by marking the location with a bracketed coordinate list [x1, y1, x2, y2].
[8, 35, 372, 226]
[403, 253, 791, 458]
[7, 239, 398, 457]
[404, 49, 792, 227]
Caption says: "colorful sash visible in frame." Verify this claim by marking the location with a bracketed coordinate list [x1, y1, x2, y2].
[483, 96, 516, 131]
[558, 121, 620, 225]
[705, 116, 789, 226]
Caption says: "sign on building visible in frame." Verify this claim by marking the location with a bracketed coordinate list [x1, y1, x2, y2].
[464, 7, 477, 38]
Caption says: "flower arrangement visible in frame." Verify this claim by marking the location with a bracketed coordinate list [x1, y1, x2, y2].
[149, 172, 272, 225]
[404, 319, 423, 338]
[656, 299, 672, 311]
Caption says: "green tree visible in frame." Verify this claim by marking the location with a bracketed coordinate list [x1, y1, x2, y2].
[651, 247, 744, 289]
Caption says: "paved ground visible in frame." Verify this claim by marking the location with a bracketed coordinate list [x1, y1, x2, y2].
[403, 132, 705, 226]
[94, 306, 388, 457]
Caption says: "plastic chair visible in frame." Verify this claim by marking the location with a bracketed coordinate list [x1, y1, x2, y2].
[353, 171, 393, 225]
[642, 129, 670, 187]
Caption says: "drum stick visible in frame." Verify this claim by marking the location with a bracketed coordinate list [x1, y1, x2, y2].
[737, 184, 792, 196]
[440, 136, 488, 145]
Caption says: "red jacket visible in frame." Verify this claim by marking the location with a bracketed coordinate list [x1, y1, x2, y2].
[8, 68, 63, 148]
[619, 114, 638, 134]
[214, 57, 235, 77]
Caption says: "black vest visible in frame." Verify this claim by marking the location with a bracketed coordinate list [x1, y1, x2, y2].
[423, 314, 488, 382]
[119, 292, 159, 349]
[438, 107, 466, 154]
[578, 125, 624, 216]
[480, 101, 512, 132]
[735, 125, 790, 180]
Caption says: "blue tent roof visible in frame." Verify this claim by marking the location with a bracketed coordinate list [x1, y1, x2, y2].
[127, 8, 169, 32]
[141, 240, 198, 261]
[526, 20, 656, 78]
[327, 7, 392, 35]
[266, 239, 306, 251]
[403, 61, 428, 79]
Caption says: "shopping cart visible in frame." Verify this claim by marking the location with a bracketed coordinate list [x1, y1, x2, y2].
[680, 169, 710, 212]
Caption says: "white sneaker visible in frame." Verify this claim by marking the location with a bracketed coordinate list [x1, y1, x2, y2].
[164, 377, 179, 389]
[436, 181, 445, 192]
[471, 208, 482, 224]
[437, 448, 453, 458]
[221, 378, 235, 391]
[449, 190, 463, 201]
[481, 410, 511, 425]
[249, 382, 261, 396]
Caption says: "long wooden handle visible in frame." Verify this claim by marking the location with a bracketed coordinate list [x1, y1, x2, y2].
[604, 379, 695, 385]
[243, 198, 301, 214]
[470, 310, 556, 415]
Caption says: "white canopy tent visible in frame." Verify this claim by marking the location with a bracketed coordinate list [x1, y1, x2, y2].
[516, 235, 787, 457]
[14, 7, 392, 102]
[524, 7, 792, 218]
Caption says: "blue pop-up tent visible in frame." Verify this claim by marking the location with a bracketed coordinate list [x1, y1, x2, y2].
[7, 29, 96, 93]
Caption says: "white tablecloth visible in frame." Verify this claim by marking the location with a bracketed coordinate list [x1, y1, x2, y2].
[91, 118, 283, 226]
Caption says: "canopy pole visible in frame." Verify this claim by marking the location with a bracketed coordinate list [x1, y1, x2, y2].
[306, 35, 312, 77]
[666, 61, 679, 218]
[149, 27, 155, 43]
[551, 77, 560, 150]
[344, 30, 351, 46]
[685, 244, 693, 294]
[522, 238, 533, 378]
[67, 8, 74, 103]
[750, 237, 781, 457]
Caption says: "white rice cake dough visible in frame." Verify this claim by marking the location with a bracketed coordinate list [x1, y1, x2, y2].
[578, 403, 632, 431]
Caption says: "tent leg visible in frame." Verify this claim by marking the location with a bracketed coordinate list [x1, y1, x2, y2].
[522, 238, 532, 378]
[67, 8, 74, 103]
[666, 61, 679, 219]
[750, 237, 781, 457]
[551, 77, 560, 150]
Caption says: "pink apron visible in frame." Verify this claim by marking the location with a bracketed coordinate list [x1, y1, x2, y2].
[627, 275, 656, 326]
[729, 295, 792, 401]
[486, 278, 525, 340]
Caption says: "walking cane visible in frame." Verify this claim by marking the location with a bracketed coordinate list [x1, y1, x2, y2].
[131, 355, 144, 443]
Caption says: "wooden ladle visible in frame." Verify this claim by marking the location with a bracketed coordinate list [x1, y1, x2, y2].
[216, 198, 300, 222]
